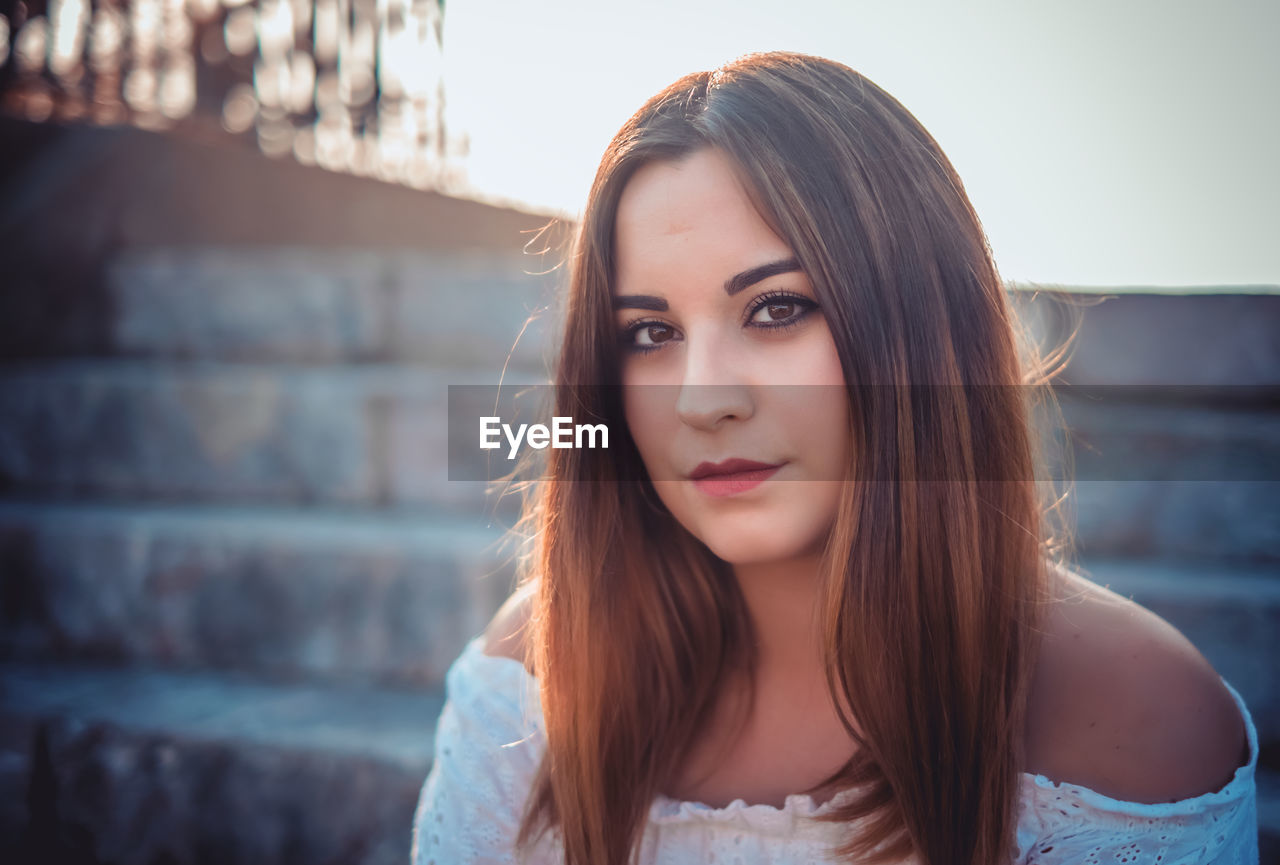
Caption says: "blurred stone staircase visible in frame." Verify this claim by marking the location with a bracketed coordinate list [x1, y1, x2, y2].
[0, 119, 1277, 860]
[0, 244, 561, 864]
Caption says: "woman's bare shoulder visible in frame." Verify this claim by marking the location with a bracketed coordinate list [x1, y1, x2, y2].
[482, 581, 536, 674]
[1024, 565, 1248, 804]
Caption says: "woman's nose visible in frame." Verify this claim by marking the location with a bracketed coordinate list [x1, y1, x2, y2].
[674, 329, 754, 430]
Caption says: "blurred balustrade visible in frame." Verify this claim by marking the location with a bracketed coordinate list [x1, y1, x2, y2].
[0, 0, 469, 191]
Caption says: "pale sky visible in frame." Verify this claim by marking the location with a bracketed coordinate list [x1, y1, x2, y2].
[443, 0, 1279, 289]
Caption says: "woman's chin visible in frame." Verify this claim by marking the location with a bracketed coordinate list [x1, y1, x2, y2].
[693, 530, 821, 568]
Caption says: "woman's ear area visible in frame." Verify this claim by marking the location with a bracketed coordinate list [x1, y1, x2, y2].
[482, 580, 538, 674]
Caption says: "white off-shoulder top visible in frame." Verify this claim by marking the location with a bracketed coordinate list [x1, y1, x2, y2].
[411, 635, 1260, 864]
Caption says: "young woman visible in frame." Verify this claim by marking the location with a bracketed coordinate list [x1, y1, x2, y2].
[412, 52, 1258, 865]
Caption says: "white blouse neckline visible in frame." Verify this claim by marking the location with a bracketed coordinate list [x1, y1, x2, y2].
[458, 635, 1260, 828]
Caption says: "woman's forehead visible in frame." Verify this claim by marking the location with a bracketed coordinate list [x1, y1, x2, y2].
[612, 150, 793, 292]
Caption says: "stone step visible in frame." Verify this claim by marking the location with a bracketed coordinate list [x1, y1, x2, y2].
[99, 248, 563, 369]
[1065, 479, 1278, 562]
[0, 360, 547, 512]
[0, 500, 519, 687]
[19, 246, 564, 371]
[1044, 387, 1278, 561]
[0, 660, 443, 865]
[1011, 290, 1280, 387]
[1051, 389, 1279, 483]
[1079, 558, 1280, 745]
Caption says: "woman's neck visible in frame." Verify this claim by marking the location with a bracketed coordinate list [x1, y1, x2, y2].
[732, 552, 826, 678]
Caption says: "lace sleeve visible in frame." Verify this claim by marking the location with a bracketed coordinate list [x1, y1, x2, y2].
[410, 637, 552, 865]
[1019, 786, 1257, 864]
[1017, 679, 1260, 865]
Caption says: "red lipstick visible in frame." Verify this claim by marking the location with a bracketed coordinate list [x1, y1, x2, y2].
[688, 458, 785, 497]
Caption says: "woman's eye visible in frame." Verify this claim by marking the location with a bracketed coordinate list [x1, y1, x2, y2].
[619, 293, 817, 355]
[619, 321, 678, 353]
[747, 293, 817, 328]
[752, 300, 798, 323]
[636, 324, 675, 346]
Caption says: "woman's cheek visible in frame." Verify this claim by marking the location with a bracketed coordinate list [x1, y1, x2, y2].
[624, 402, 668, 479]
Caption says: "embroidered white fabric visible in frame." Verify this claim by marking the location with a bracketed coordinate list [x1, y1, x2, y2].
[411, 636, 1260, 864]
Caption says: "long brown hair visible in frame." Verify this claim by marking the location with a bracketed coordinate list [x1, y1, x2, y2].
[507, 51, 1060, 865]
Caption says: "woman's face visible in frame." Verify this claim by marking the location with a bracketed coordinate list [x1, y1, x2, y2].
[612, 147, 852, 565]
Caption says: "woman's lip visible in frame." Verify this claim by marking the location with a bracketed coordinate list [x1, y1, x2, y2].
[689, 458, 784, 480]
[690, 464, 784, 497]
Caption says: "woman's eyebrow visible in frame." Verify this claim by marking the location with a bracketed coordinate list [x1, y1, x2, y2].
[612, 257, 802, 311]
[612, 294, 668, 311]
[724, 257, 801, 296]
